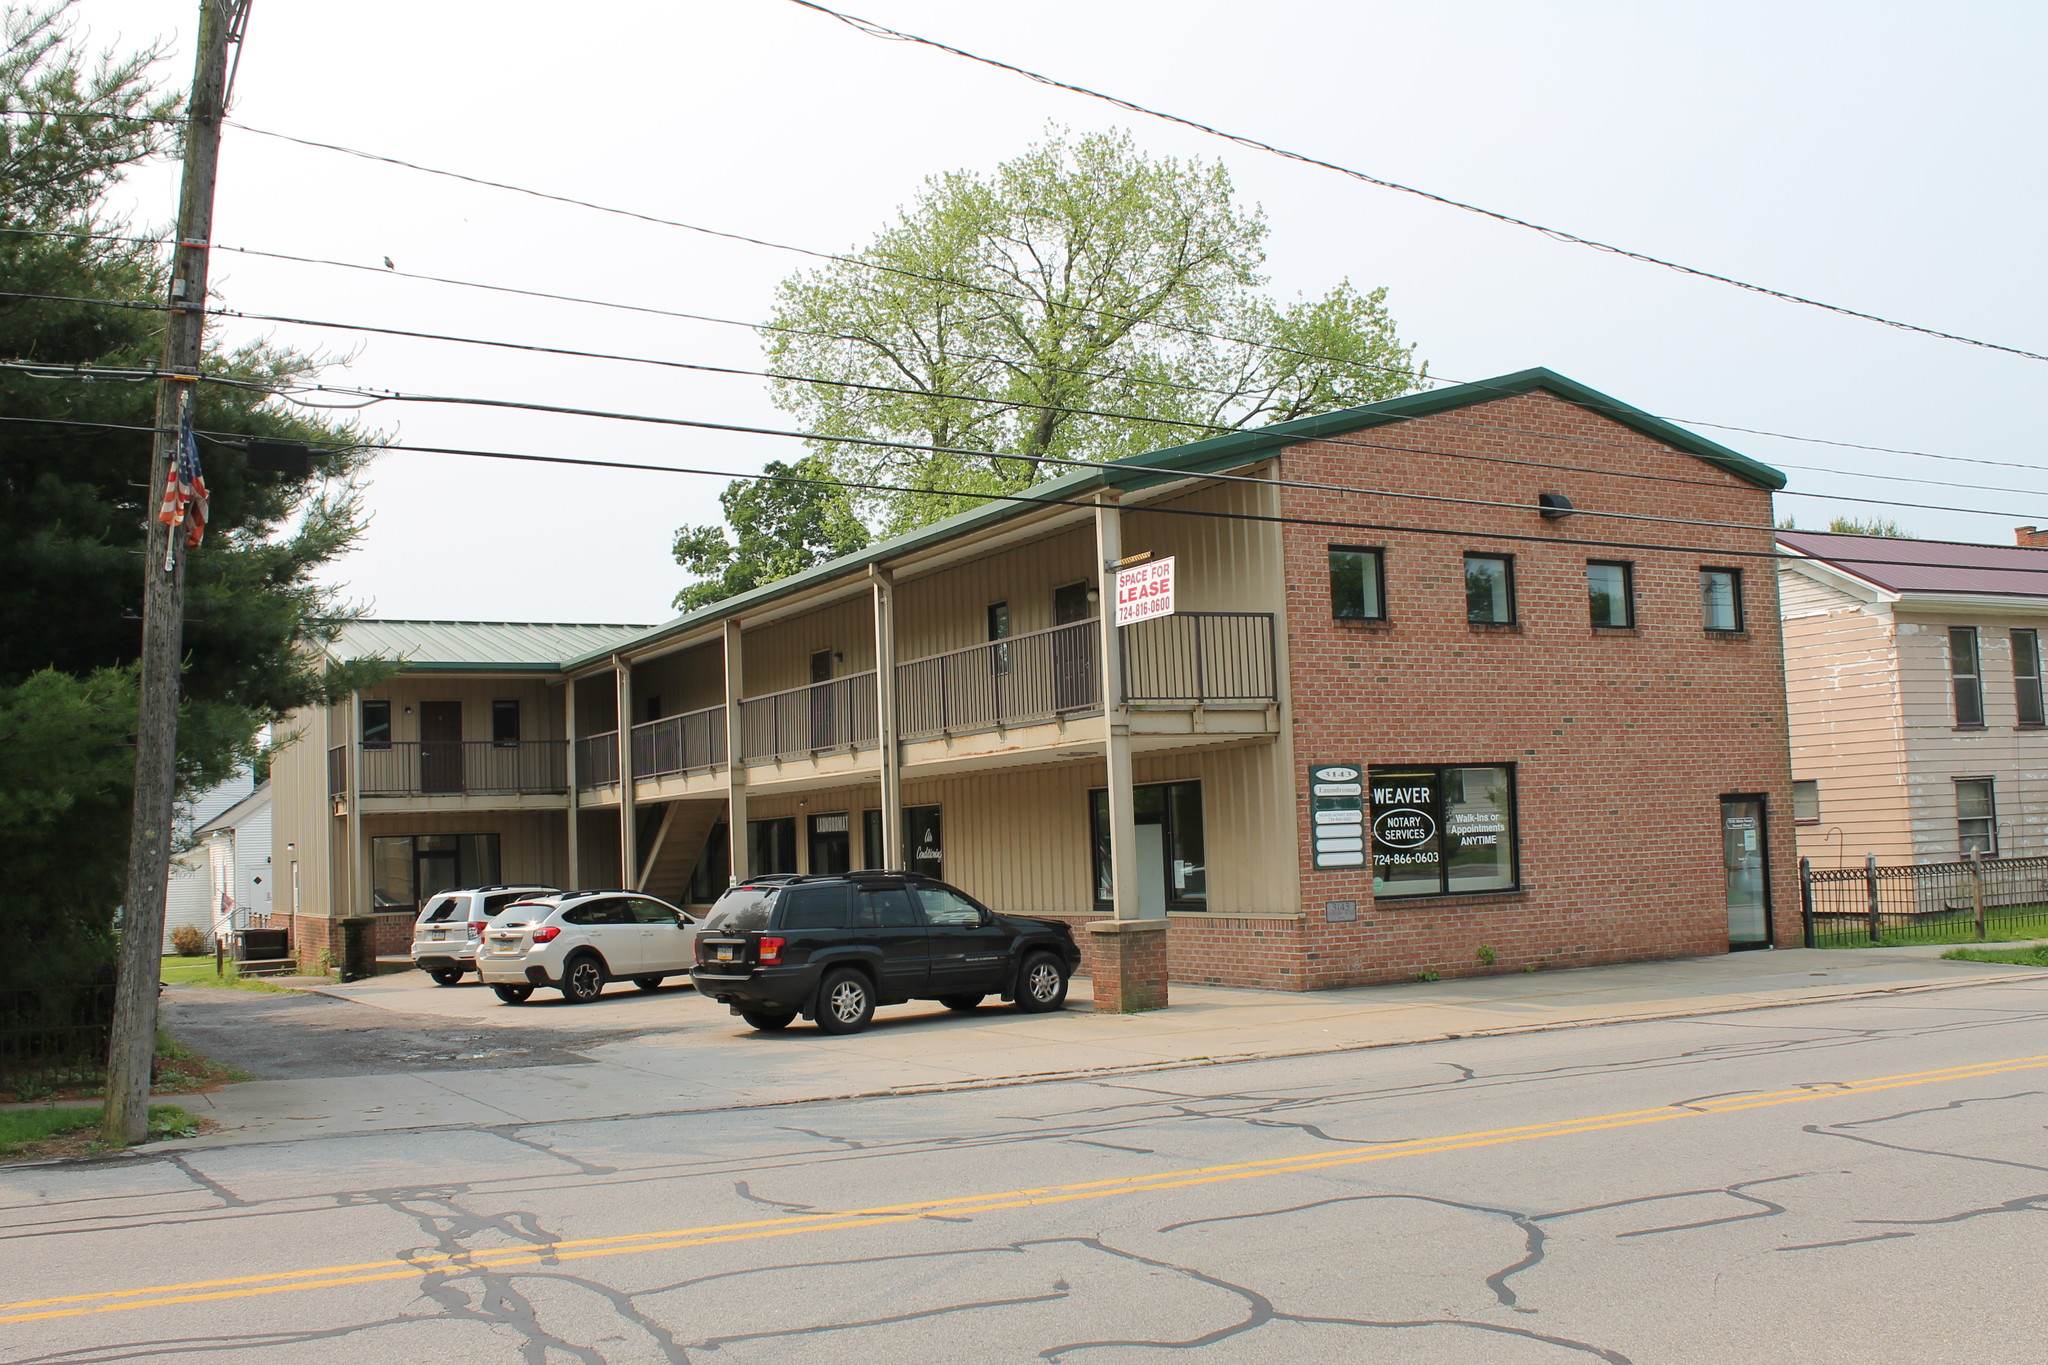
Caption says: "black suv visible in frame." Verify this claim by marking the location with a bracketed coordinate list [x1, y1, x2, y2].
[689, 871, 1080, 1034]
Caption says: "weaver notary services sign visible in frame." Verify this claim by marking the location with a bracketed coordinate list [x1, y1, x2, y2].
[1114, 556, 1175, 627]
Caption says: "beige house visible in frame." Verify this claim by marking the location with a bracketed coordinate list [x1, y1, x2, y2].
[1778, 529, 2048, 868]
[271, 368, 1799, 995]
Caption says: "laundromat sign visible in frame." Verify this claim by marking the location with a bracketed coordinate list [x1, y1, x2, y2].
[1309, 762, 1366, 869]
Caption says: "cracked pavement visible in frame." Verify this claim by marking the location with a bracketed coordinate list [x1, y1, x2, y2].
[7, 977, 2048, 1361]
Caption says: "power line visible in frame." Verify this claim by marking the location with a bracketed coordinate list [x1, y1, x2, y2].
[10, 351, 2039, 532]
[12, 223, 2031, 482]
[3, 408, 2038, 576]
[16, 282, 2048, 520]
[780, 0, 2048, 366]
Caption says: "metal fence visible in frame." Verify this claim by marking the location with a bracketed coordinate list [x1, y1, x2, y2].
[1122, 611, 1277, 703]
[1801, 853, 2048, 947]
[576, 731, 620, 788]
[897, 620, 1100, 740]
[739, 672, 878, 762]
[0, 983, 113, 1100]
[631, 704, 727, 777]
[355, 740, 568, 796]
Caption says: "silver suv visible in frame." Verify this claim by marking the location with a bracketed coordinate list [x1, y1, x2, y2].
[410, 885, 561, 985]
[477, 890, 702, 1004]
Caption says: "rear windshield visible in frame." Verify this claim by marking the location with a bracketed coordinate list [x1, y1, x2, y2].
[496, 900, 553, 924]
[421, 894, 464, 923]
[702, 887, 776, 932]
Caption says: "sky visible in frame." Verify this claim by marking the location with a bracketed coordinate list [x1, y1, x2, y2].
[65, 0, 2048, 626]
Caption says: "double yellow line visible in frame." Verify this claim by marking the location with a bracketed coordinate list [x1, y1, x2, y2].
[6, 1051, 2045, 1327]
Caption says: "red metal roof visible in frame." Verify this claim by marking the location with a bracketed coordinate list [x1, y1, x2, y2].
[1778, 531, 2048, 598]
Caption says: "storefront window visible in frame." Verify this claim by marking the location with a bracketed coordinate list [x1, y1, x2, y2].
[904, 805, 943, 878]
[687, 822, 730, 902]
[748, 817, 796, 875]
[1090, 781, 1206, 910]
[1369, 765, 1516, 898]
[370, 833, 501, 911]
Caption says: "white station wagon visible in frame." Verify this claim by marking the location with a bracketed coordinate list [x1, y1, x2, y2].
[477, 890, 702, 1004]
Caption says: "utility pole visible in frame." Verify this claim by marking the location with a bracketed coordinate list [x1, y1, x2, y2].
[102, 0, 250, 1145]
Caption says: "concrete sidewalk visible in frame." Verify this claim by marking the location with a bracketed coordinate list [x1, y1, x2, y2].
[166, 944, 2048, 1148]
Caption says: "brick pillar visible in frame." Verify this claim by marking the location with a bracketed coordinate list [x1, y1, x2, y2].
[1085, 919, 1169, 1012]
[2017, 527, 2048, 548]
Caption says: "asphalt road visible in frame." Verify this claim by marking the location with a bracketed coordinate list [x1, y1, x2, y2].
[8, 976, 2048, 1363]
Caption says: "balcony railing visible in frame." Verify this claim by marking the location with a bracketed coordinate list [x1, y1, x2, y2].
[897, 619, 1100, 741]
[328, 740, 569, 798]
[1121, 612, 1276, 703]
[740, 672, 878, 762]
[631, 704, 727, 778]
[575, 731, 619, 788]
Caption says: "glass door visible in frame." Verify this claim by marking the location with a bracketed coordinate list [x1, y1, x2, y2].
[1721, 796, 1772, 949]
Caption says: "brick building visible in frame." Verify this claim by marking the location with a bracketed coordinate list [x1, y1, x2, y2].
[271, 368, 1799, 999]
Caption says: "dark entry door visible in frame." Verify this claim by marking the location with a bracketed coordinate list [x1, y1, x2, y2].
[808, 813, 852, 875]
[1722, 796, 1772, 949]
[1051, 582, 1096, 712]
[419, 701, 464, 793]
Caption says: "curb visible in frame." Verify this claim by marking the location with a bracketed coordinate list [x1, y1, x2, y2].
[134, 963, 2048, 1156]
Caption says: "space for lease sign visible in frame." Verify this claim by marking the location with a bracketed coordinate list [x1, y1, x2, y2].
[1114, 556, 1175, 627]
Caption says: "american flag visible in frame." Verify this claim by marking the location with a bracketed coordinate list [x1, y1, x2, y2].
[155, 393, 209, 547]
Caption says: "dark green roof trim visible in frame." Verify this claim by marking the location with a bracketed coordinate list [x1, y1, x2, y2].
[561, 367, 1784, 670]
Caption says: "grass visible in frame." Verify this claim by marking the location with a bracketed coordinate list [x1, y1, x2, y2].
[1942, 944, 2048, 968]
[159, 956, 296, 992]
[6, 1032, 250, 1104]
[1817, 907, 2048, 950]
[0, 1104, 203, 1159]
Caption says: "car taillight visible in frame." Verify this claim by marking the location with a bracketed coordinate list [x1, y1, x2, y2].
[531, 925, 561, 943]
[758, 936, 785, 965]
[468, 921, 487, 938]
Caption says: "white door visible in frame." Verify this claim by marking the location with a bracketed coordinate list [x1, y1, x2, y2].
[1136, 824, 1169, 919]
[629, 898, 696, 971]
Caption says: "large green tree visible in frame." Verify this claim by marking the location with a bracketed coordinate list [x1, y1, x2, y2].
[0, 2, 381, 981]
[671, 454, 868, 610]
[749, 126, 1426, 536]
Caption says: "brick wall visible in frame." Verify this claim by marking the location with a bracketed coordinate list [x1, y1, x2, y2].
[1270, 389, 1799, 988]
[288, 911, 413, 973]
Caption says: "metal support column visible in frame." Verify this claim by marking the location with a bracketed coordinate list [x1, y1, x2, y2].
[1094, 496, 1141, 922]
[872, 567, 902, 870]
[723, 620, 748, 883]
[615, 656, 636, 890]
[564, 675, 581, 887]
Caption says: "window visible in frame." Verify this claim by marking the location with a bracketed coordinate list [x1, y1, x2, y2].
[1701, 569, 1743, 632]
[491, 700, 520, 747]
[1330, 547, 1385, 621]
[779, 884, 852, 930]
[904, 805, 943, 878]
[855, 886, 920, 928]
[2014, 629, 2044, 726]
[1367, 765, 1517, 898]
[808, 812, 852, 876]
[686, 822, 730, 903]
[1464, 555, 1515, 624]
[747, 817, 797, 875]
[627, 897, 683, 926]
[1792, 780, 1820, 824]
[862, 809, 883, 870]
[644, 695, 663, 723]
[361, 699, 392, 748]
[1949, 627, 1985, 727]
[369, 834, 501, 911]
[1956, 778, 1997, 856]
[1089, 781, 1206, 909]
[914, 886, 983, 926]
[1586, 561, 1634, 628]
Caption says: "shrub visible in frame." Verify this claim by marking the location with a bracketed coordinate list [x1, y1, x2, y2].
[168, 925, 209, 958]
[1475, 945, 1497, 966]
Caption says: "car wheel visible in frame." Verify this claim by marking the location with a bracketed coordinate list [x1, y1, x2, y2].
[560, 955, 606, 1003]
[939, 994, 984, 1012]
[428, 967, 465, 987]
[741, 1009, 796, 1031]
[492, 984, 533, 1004]
[815, 969, 875, 1035]
[1015, 953, 1069, 1012]
[633, 975, 663, 991]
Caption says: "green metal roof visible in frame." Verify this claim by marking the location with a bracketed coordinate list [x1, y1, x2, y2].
[334, 619, 653, 673]
[560, 367, 1785, 669]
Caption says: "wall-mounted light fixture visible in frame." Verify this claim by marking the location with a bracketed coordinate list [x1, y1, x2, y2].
[1538, 492, 1576, 520]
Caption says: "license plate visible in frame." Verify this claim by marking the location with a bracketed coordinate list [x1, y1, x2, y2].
[716, 946, 734, 961]
[430, 931, 446, 941]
